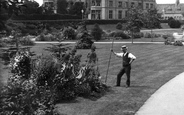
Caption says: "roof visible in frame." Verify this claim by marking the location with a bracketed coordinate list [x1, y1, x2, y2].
[156, 3, 184, 14]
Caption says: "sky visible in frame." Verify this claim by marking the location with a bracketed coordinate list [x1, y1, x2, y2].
[34, 0, 184, 6]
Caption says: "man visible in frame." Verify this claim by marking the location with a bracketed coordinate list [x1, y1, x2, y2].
[111, 45, 136, 87]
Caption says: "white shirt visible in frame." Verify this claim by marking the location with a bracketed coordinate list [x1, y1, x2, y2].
[114, 52, 136, 59]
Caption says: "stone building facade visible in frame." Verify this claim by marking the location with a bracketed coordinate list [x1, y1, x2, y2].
[157, 0, 184, 20]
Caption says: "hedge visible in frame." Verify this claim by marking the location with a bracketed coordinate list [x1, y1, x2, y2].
[0, 14, 81, 20]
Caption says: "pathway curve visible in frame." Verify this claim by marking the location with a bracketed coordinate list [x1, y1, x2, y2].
[135, 72, 184, 115]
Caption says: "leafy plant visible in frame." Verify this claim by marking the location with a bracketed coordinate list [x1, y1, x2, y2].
[91, 23, 103, 41]
[116, 22, 123, 30]
[76, 32, 94, 49]
[63, 27, 76, 40]
[19, 36, 35, 46]
[108, 31, 130, 39]
[0, 51, 59, 115]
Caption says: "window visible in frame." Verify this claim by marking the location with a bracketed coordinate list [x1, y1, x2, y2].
[118, 10, 122, 19]
[118, 1, 122, 7]
[138, 3, 142, 8]
[177, 8, 181, 11]
[91, 10, 101, 19]
[125, 2, 128, 8]
[131, 2, 135, 8]
[96, 0, 101, 6]
[109, 10, 113, 19]
[109, 1, 113, 7]
[92, 0, 95, 6]
[96, 10, 101, 19]
[150, 4, 153, 9]
[125, 10, 128, 17]
[91, 10, 96, 19]
[167, 8, 172, 11]
[146, 3, 149, 9]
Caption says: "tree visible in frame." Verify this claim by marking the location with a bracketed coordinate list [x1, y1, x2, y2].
[21, 0, 41, 14]
[0, 0, 25, 32]
[57, 0, 68, 14]
[144, 8, 161, 41]
[125, 8, 144, 43]
[68, 1, 85, 17]
[91, 23, 103, 41]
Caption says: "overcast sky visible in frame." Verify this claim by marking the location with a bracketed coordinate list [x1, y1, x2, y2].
[34, 0, 184, 6]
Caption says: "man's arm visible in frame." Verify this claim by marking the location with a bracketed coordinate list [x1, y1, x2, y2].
[128, 53, 136, 64]
[111, 49, 123, 58]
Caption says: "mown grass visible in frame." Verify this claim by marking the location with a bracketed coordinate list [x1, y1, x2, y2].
[54, 43, 184, 115]
[1, 43, 184, 115]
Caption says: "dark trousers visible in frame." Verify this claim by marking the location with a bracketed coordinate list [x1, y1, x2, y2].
[117, 66, 131, 86]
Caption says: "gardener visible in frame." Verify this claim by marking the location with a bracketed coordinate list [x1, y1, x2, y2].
[111, 45, 136, 87]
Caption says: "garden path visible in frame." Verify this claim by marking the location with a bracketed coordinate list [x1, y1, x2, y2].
[136, 72, 184, 115]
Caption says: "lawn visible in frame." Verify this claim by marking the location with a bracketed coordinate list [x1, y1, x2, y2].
[1, 42, 184, 115]
[20, 42, 184, 115]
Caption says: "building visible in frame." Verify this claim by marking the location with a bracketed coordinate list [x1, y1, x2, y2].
[43, 0, 156, 19]
[86, 0, 156, 20]
[157, 0, 184, 20]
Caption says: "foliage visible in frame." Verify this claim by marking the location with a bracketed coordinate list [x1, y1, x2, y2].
[165, 39, 173, 45]
[19, 36, 35, 46]
[91, 23, 103, 41]
[173, 40, 183, 46]
[76, 32, 94, 49]
[57, 0, 68, 14]
[0, 39, 7, 47]
[21, 0, 41, 14]
[133, 32, 142, 38]
[76, 64, 107, 97]
[116, 22, 123, 30]
[125, 8, 144, 33]
[63, 27, 76, 40]
[0, 0, 26, 31]
[0, 51, 59, 115]
[10, 51, 31, 79]
[168, 18, 181, 28]
[108, 31, 130, 39]
[36, 33, 56, 41]
[144, 32, 152, 38]
[144, 8, 161, 29]
[68, 1, 85, 17]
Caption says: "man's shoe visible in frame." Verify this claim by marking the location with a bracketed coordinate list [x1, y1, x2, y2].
[115, 85, 120, 87]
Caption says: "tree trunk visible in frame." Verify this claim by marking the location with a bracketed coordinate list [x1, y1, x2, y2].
[131, 31, 134, 44]
[151, 29, 153, 42]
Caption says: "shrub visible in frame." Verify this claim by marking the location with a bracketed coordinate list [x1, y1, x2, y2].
[133, 32, 142, 38]
[116, 22, 122, 30]
[63, 27, 76, 40]
[20, 36, 35, 46]
[0, 46, 108, 115]
[168, 18, 181, 28]
[173, 40, 183, 46]
[108, 31, 130, 39]
[91, 23, 103, 41]
[0, 39, 7, 47]
[26, 24, 37, 29]
[144, 32, 152, 38]
[36, 33, 56, 41]
[76, 31, 94, 49]
[0, 51, 59, 115]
